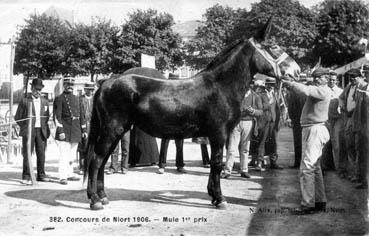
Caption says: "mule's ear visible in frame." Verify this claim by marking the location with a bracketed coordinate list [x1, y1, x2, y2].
[254, 17, 273, 42]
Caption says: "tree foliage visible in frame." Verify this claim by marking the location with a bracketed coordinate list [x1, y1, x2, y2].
[14, 14, 70, 78]
[184, 4, 244, 70]
[230, 0, 318, 69]
[114, 9, 183, 72]
[313, 0, 369, 67]
[67, 18, 118, 80]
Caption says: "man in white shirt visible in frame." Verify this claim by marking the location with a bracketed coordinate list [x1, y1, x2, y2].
[15, 78, 50, 185]
[327, 71, 344, 176]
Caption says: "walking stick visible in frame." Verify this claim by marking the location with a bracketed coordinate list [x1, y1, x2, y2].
[27, 101, 37, 185]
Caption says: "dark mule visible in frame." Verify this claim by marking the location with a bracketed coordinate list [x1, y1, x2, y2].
[84, 18, 301, 210]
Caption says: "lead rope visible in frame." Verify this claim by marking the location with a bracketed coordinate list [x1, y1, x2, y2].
[278, 82, 289, 124]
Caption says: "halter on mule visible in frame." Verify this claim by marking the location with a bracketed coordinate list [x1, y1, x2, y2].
[84, 18, 301, 210]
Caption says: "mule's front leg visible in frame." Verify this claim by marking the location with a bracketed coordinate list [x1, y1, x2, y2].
[208, 144, 227, 209]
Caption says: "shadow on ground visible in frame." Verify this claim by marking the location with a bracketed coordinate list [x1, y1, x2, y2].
[5, 187, 257, 211]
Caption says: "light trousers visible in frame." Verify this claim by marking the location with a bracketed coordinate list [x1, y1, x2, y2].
[58, 141, 78, 180]
[225, 120, 253, 174]
[300, 124, 330, 207]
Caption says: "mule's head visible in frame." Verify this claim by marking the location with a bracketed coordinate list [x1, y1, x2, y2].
[249, 17, 301, 81]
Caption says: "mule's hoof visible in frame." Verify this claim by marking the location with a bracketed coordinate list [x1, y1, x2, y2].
[90, 201, 104, 210]
[101, 197, 109, 205]
[215, 201, 228, 209]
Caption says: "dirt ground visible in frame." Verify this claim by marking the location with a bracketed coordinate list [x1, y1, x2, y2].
[0, 127, 368, 236]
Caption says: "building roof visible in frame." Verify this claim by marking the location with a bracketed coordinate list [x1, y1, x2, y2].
[43, 6, 74, 24]
[172, 20, 204, 39]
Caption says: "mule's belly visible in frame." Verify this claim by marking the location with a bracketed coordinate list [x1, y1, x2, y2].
[133, 110, 205, 139]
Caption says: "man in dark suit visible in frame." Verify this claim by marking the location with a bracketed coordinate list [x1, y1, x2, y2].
[15, 78, 50, 185]
[53, 78, 87, 185]
[157, 138, 186, 174]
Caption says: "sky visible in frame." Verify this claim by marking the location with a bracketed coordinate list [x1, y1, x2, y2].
[0, 0, 337, 41]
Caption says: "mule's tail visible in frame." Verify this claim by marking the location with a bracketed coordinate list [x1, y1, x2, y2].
[83, 88, 101, 184]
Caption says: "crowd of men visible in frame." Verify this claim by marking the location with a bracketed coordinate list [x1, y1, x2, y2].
[13, 66, 369, 215]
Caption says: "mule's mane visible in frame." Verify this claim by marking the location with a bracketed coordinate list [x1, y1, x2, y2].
[203, 38, 247, 71]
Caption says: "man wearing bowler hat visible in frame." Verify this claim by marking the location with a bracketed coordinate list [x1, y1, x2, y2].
[15, 78, 51, 185]
[53, 78, 87, 185]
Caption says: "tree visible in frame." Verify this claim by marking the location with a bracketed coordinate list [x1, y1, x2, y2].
[230, 0, 318, 69]
[14, 14, 70, 79]
[184, 4, 243, 70]
[113, 9, 183, 72]
[67, 18, 118, 81]
[313, 0, 369, 67]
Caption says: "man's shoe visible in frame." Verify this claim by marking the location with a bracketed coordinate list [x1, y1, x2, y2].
[314, 202, 326, 212]
[157, 168, 165, 174]
[67, 176, 80, 181]
[106, 169, 114, 175]
[21, 179, 32, 185]
[255, 165, 266, 172]
[293, 206, 316, 215]
[121, 168, 128, 174]
[240, 172, 251, 178]
[37, 177, 50, 182]
[60, 179, 68, 185]
[221, 172, 231, 179]
[355, 183, 368, 189]
[177, 167, 187, 173]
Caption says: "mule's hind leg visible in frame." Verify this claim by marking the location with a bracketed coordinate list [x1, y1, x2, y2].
[97, 137, 121, 206]
[88, 132, 120, 210]
[208, 132, 227, 209]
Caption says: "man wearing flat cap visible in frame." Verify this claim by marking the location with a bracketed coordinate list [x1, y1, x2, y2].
[53, 78, 87, 185]
[222, 78, 263, 179]
[15, 78, 50, 185]
[282, 67, 332, 214]
[339, 68, 368, 189]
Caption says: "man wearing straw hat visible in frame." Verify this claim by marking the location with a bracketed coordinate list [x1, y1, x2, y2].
[77, 82, 95, 175]
[15, 78, 50, 185]
[53, 78, 87, 185]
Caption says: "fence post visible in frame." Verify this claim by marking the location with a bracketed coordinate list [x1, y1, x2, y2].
[27, 101, 37, 185]
[7, 39, 15, 164]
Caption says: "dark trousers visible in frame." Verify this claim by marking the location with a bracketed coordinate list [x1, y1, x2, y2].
[110, 131, 130, 171]
[78, 137, 87, 170]
[257, 122, 272, 161]
[358, 134, 368, 185]
[201, 144, 210, 165]
[22, 128, 46, 180]
[292, 123, 302, 167]
[159, 139, 184, 168]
